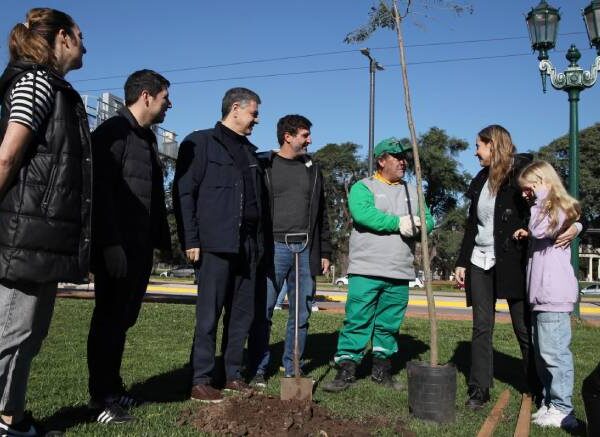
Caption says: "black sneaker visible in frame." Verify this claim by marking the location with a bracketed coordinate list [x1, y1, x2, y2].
[95, 402, 135, 424]
[249, 373, 267, 388]
[465, 386, 490, 410]
[323, 361, 356, 393]
[0, 414, 38, 437]
[114, 392, 144, 409]
[0, 413, 63, 437]
[89, 391, 144, 411]
[371, 357, 403, 391]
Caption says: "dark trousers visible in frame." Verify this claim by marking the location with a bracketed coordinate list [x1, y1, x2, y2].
[583, 363, 600, 436]
[87, 247, 153, 401]
[192, 233, 257, 385]
[469, 264, 538, 392]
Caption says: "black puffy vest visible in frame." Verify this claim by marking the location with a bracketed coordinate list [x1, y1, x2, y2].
[0, 62, 92, 283]
[91, 107, 171, 255]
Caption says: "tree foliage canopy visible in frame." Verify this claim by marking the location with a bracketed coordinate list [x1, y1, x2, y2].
[344, 0, 473, 44]
[536, 123, 600, 226]
[313, 142, 367, 273]
[404, 127, 471, 219]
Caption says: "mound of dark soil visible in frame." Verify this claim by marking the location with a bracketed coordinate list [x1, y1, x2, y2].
[178, 391, 414, 436]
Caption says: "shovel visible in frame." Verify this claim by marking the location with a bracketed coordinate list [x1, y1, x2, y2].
[280, 233, 313, 401]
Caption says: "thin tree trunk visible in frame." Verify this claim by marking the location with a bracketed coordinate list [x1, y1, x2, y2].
[391, 0, 438, 366]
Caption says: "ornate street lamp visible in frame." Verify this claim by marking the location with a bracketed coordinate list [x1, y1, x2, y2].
[526, 1, 560, 57]
[526, 0, 560, 92]
[583, 0, 600, 53]
[526, 0, 600, 318]
[360, 48, 384, 176]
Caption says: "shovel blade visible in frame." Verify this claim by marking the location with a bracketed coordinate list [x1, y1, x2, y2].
[280, 377, 313, 401]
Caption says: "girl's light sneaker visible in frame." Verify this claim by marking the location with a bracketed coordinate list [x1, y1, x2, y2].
[531, 403, 549, 421]
[533, 404, 568, 428]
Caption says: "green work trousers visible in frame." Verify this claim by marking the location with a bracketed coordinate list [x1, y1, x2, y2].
[334, 274, 409, 363]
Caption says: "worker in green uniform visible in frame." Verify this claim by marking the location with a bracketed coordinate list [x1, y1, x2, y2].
[324, 138, 434, 392]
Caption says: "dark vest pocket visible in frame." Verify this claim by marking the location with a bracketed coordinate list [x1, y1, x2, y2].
[40, 164, 58, 215]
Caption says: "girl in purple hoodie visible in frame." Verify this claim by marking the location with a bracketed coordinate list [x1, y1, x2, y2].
[514, 161, 581, 429]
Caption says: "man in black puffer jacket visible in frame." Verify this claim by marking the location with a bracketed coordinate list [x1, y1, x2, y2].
[87, 70, 171, 424]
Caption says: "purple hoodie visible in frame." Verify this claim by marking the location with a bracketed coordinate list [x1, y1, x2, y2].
[526, 188, 578, 312]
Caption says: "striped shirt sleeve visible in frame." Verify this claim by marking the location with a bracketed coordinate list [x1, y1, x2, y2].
[8, 69, 55, 133]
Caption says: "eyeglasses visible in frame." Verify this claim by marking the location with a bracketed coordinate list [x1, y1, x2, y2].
[389, 152, 409, 160]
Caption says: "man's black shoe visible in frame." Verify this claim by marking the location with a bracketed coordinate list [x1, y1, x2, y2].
[0, 412, 64, 436]
[323, 361, 356, 393]
[0, 414, 39, 437]
[371, 357, 403, 391]
[465, 386, 490, 410]
[249, 373, 267, 388]
[95, 402, 135, 424]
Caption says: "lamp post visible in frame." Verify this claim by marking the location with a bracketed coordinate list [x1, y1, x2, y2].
[360, 48, 384, 176]
[526, 0, 600, 318]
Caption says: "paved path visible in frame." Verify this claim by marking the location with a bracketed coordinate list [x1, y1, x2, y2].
[58, 281, 600, 322]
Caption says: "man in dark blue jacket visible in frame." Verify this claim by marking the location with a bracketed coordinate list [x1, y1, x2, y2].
[174, 87, 264, 403]
[88, 70, 171, 423]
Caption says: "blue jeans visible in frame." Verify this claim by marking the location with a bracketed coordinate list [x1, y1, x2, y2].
[532, 311, 574, 414]
[248, 242, 314, 376]
[275, 281, 288, 307]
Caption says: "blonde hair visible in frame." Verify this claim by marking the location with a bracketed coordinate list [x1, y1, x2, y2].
[518, 160, 581, 236]
[478, 124, 516, 194]
[8, 8, 76, 69]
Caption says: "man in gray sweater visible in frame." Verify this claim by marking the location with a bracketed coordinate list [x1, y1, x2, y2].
[247, 114, 331, 386]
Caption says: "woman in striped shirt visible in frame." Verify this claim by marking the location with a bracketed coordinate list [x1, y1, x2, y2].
[0, 8, 90, 436]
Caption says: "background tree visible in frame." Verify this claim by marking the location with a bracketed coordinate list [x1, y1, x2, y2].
[403, 127, 471, 277]
[158, 156, 186, 265]
[405, 127, 471, 220]
[429, 205, 468, 279]
[536, 123, 600, 226]
[344, 1, 472, 43]
[313, 142, 367, 275]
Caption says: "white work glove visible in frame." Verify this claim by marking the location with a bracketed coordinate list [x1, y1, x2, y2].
[399, 215, 421, 237]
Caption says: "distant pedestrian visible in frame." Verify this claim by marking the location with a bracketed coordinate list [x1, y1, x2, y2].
[247, 114, 331, 387]
[175, 87, 265, 403]
[0, 8, 90, 435]
[87, 70, 172, 423]
[324, 138, 434, 393]
[516, 161, 579, 429]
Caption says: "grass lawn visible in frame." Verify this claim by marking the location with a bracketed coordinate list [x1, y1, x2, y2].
[29, 299, 596, 436]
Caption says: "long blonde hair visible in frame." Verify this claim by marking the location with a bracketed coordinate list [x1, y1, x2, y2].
[478, 124, 516, 194]
[518, 161, 581, 235]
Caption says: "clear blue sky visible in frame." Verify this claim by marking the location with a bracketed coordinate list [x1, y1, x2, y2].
[3, 0, 599, 177]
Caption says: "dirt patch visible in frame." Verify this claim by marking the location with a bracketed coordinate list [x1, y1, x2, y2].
[178, 391, 414, 436]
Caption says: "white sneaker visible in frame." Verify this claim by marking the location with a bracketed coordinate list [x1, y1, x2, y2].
[533, 404, 568, 428]
[311, 304, 319, 312]
[274, 305, 282, 310]
[531, 403, 549, 421]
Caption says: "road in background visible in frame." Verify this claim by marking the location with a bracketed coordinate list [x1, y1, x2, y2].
[58, 280, 600, 322]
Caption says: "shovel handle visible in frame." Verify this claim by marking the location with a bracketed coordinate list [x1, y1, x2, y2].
[294, 251, 301, 379]
[284, 233, 308, 253]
